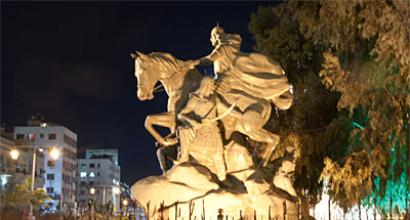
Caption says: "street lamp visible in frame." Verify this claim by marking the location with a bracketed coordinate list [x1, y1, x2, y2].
[9, 149, 20, 160]
[122, 199, 128, 206]
[122, 199, 128, 217]
[49, 147, 60, 160]
[90, 187, 96, 195]
[89, 187, 96, 220]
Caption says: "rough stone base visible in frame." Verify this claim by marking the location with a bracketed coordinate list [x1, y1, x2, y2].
[131, 162, 298, 220]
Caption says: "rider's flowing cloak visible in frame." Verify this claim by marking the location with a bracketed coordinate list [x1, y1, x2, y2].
[211, 43, 292, 110]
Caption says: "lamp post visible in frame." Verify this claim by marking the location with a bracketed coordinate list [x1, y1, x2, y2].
[28, 146, 60, 220]
[122, 199, 128, 217]
[90, 187, 96, 220]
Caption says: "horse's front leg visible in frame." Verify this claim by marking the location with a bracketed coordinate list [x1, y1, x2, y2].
[144, 112, 177, 146]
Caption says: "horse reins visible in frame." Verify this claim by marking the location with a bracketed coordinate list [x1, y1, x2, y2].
[138, 63, 194, 93]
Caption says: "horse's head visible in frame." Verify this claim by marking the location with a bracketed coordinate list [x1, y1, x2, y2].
[131, 51, 158, 101]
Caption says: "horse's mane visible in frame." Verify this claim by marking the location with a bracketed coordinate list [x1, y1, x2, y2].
[147, 52, 184, 74]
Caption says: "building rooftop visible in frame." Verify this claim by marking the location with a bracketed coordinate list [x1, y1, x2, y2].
[84, 149, 119, 165]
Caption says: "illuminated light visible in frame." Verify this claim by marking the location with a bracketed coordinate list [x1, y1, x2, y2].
[80, 172, 87, 178]
[122, 199, 128, 206]
[38, 148, 44, 153]
[9, 149, 20, 160]
[28, 133, 36, 141]
[90, 187, 95, 195]
[113, 187, 120, 195]
[89, 172, 95, 177]
[40, 123, 47, 128]
[352, 121, 364, 129]
[0, 175, 11, 186]
[289, 84, 294, 94]
[49, 148, 60, 160]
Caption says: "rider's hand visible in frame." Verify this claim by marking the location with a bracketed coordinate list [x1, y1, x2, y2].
[186, 60, 200, 69]
[163, 137, 178, 146]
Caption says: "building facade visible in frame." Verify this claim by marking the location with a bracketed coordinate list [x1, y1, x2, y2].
[76, 149, 121, 213]
[0, 127, 44, 191]
[14, 116, 77, 212]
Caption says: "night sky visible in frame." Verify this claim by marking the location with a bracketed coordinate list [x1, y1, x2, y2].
[1, 2, 275, 185]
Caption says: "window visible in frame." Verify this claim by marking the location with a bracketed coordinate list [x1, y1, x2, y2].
[48, 133, 56, 140]
[47, 174, 54, 180]
[80, 181, 86, 186]
[46, 187, 54, 193]
[63, 134, 77, 147]
[80, 172, 87, 178]
[89, 172, 95, 178]
[89, 163, 95, 168]
[89, 181, 94, 186]
[97, 163, 100, 168]
[16, 134, 24, 139]
[97, 172, 100, 177]
[40, 133, 44, 138]
[47, 160, 55, 168]
[81, 163, 86, 167]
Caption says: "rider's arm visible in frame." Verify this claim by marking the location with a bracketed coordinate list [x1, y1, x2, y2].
[177, 99, 200, 127]
[198, 45, 222, 66]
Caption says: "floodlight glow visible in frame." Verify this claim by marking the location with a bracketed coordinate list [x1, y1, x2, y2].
[122, 199, 128, 206]
[49, 148, 60, 160]
[9, 149, 20, 160]
[90, 187, 95, 195]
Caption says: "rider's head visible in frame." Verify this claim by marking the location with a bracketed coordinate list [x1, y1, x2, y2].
[198, 76, 216, 98]
[210, 24, 242, 48]
[210, 23, 225, 46]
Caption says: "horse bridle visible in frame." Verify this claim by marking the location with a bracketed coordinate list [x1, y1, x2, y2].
[138, 63, 192, 93]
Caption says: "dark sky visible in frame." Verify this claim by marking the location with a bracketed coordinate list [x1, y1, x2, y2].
[1, 1, 275, 185]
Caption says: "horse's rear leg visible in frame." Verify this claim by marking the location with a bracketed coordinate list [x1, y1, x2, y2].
[145, 112, 176, 146]
[238, 123, 280, 166]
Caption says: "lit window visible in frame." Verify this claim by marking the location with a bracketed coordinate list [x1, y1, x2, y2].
[89, 172, 95, 178]
[80, 172, 87, 178]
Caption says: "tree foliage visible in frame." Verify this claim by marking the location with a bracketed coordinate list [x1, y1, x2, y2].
[249, 0, 409, 212]
[1, 178, 50, 210]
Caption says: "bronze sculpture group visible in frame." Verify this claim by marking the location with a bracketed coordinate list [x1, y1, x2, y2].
[130, 25, 297, 219]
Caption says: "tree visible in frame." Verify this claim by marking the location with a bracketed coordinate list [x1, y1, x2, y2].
[249, 0, 409, 215]
[1, 178, 50, 210]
